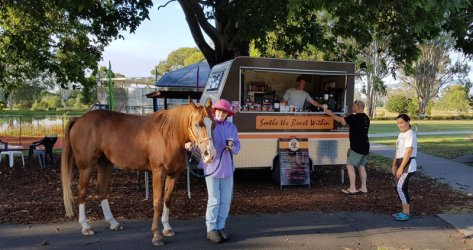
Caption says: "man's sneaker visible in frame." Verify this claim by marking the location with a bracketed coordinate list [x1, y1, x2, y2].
[394, 212, 410, 221]
[207, 230, 223, 244]
[218, 229, 229, 241]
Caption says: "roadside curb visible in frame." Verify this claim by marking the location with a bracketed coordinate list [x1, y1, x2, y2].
[437, 213, 473, 239]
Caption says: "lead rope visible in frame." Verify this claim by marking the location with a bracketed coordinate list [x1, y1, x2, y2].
[185, 147, 233, 198]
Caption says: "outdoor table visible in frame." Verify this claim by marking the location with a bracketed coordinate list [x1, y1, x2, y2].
[0, 145, 25, 168]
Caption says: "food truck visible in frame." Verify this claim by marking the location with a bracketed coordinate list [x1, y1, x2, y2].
[199, 57, 356, 181]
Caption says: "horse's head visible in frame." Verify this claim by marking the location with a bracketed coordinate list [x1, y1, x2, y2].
[188, 98, 216, 163]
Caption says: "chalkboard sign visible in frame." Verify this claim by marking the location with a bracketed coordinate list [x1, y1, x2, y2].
[278, 138, 311, 189]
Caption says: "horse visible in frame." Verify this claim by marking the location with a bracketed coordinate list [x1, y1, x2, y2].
[61, 99, 216, 246]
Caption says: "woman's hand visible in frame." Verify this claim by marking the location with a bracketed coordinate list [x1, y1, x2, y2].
[392, 162, 397, 176]
[396, 167, 404, 178]
[225, 144, 234, 152]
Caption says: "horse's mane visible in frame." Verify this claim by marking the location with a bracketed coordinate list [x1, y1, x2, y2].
[150, 104, 200, 144]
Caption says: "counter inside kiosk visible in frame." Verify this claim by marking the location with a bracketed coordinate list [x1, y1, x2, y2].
[201, 57, 356, 175]
[240, 69, 348, 114]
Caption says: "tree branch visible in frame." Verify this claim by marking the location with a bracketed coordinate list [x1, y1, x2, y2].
[177, 0, 215, 64]
[158, 0, 177, 10]
[185, 0, 219, 42]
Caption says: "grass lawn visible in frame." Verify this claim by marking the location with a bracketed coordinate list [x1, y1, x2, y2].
[370, 120, 473, 134]
[0, 109, 86, 116]
[371, 135, 473, 159]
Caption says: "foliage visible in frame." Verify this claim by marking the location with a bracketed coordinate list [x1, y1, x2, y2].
[400, 35, 471, 117]
[167, 0, 473, 67]
[0, 0, 152, 93]
[386, 95, 411, 114]
[32, 95, 61, 111]
[66, 94, 87, 110]
[11, 83, 46, 109]
[151, 47, 203, 76]
[437, 85, 470, 113]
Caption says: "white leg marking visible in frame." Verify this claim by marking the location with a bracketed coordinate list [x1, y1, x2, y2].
[161, 203, 174, 236]
[101, 199, 122, 230]
[78, 203, 94, 235]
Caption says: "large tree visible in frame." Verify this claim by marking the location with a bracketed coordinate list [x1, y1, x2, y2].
[400, 36, 471, 117]
[0, 0, 152, 91]
[167, 0, 473, 67]
[359, 36, 391, 118]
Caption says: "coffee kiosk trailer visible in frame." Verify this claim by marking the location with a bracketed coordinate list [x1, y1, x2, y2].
[200, 57, 356, 178]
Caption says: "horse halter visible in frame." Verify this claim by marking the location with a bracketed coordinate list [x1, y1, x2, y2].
[188, 127, 212, 146]
[187, 116, 212, 146]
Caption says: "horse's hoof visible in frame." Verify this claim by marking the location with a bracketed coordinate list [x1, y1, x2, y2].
[81, 228, 95, 236]
[162, 229, 175, 237]
[111, 223, 124, 231]
[152, 237, 164, 246]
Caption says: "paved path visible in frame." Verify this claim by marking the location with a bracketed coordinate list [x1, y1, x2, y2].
[1, 212, 472, 250]
[370, 143, 473, 195]
[370, 134, 473, 241]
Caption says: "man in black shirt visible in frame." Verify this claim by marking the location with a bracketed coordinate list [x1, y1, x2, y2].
[325, 100, 370, 194]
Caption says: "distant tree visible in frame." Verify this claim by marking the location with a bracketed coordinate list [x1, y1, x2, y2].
[437, 85, 470, 113]
[151, 47, 203, 76]
[32, 95, 61, 110]
[386, 94, 411, 114]
[184, 52, 205, 66]
[400, 35, 471, 117]
[12, 84, 46, 109]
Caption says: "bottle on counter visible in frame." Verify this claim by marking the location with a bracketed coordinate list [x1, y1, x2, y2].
[273, 93, 280, 112]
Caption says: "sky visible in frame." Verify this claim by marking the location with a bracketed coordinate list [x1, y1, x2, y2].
[99, 2, 195, 78]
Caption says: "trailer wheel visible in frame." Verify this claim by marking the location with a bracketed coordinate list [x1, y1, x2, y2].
[271, 155, 280, 185]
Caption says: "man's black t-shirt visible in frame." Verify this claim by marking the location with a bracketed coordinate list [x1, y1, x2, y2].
[344, 113, 370, 155]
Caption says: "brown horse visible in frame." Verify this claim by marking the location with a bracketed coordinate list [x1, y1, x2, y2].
[61, 99, 216, 246]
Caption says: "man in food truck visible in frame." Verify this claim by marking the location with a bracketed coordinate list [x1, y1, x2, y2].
[324, 100, 370, 195]
[282, 76, 324, 111]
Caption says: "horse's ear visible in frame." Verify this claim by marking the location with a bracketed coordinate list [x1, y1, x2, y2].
[204, 98, 212, 108]
[188, 97, 196, 107]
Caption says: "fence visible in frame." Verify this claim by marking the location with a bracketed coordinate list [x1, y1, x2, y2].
[0, 106, 159, 148]
[0, 115, 78, 148]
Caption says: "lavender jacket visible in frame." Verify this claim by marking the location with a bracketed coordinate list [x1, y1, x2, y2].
[199, 120, 240, 178]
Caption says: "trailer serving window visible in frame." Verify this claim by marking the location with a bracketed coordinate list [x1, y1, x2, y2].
[239, 67, 355, 113]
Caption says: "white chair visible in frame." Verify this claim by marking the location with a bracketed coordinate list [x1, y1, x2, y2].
[0, 150, 25, 168]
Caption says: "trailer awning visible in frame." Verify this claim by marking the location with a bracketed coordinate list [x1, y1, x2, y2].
[241, 66, 363, 76]
[156, 61, 210, 88]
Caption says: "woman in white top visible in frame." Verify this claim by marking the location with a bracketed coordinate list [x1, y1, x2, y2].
[391, 114, 417, 221]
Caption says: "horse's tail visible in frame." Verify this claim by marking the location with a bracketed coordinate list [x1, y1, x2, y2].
[61, 118, 77, 217]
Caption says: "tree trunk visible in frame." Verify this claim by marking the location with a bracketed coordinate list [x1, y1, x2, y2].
[418, 99, 427, 118]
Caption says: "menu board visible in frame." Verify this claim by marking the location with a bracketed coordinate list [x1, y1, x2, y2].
[278, 138, 311, 189]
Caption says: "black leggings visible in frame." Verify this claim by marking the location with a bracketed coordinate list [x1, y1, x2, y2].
[395, 158, 414, 204]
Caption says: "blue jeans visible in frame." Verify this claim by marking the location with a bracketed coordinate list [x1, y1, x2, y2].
[205, 175, 233, 232]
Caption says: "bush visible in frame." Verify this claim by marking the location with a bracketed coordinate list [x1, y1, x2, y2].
[386, 95, 410, 114]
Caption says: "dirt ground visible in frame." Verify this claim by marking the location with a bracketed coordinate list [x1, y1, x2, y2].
[1, 155, 472, 224]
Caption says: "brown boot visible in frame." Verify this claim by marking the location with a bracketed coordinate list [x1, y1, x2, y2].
[207, 230, 223, 244]
[218, 229, 229, 241]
